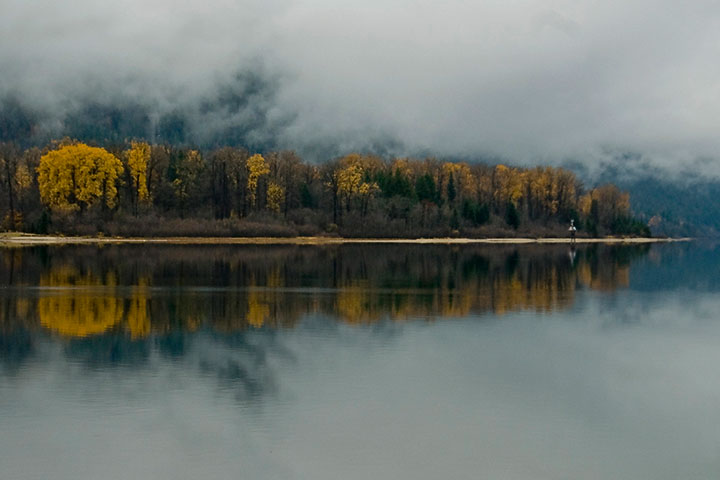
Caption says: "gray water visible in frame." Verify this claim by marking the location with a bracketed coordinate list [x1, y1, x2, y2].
[1, 243, 719, 479]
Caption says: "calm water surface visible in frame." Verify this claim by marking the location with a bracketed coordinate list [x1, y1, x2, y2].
[1, 242, 719, 479]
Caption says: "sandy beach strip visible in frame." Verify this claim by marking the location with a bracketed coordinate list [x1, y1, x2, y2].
[0, 233, 690, 247]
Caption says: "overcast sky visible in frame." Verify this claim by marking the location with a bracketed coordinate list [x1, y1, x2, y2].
[1, 0, 719, 174]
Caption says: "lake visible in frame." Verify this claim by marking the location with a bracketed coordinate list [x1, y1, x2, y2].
[1, 242, 719, 479]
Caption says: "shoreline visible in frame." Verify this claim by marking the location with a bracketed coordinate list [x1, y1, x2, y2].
[0, 233, 690, 246]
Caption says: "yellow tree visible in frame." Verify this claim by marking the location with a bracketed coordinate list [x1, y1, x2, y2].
[337, 163, 364, 210]
[526, 167, 551, 219]
[37, 143, 123, 212]
[593, 184, 630, 224]
[580, 184, 631, 234]
[125, 141, 150, 215]
[493, 164, 523, 209]
[440, 162, 459, 205]
[266, 182, 285, 213]
[266, 150, 304, 215]
[454, 163, 476, 202]
[246, 154, 270, 209]
[336, 154, 379, 214]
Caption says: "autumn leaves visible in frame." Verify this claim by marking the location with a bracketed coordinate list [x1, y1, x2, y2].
[37, 143, 283, 217]
[37, 143, 124, 212]
[25, 141, 646, 237]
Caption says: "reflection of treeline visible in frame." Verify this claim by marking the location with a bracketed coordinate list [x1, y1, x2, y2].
[0, 244, 649, 339]
[0, 141, 649, 237]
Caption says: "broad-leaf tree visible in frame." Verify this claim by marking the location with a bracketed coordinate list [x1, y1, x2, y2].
[37, 143, 123, 212]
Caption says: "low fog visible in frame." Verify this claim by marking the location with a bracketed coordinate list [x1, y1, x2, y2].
[1, 0, 719, 175]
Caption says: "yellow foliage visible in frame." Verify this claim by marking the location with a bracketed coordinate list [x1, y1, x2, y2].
[391, 158, 412, 177]
[125, 141, 150, 203]
[247, 290, 270, 328]
[37, 266, 124, 337]
[577, 262, 630, 291]
[266, 266, 284, 288]
[126, 276, 150, 339]
[456, 164, 476, 200]
[339, 153, 383, 173]
[37, 143, 123, 211]
[494, 164, 523, 206]
[579, 193, 592, 216]
[336, 158, 379, 211]
[266, 181, 285, 213]
[581, 184, 631, 223]
[15, 298, 31, 318]
[336, 286, 379, 324]
[14, 163, 33, 192]
[246, 154, 270, 207]
[337, 164, 364, 196]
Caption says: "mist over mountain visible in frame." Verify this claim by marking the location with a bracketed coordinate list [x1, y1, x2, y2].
[563, 154, 720, 236]
[0, 68, 290, 152]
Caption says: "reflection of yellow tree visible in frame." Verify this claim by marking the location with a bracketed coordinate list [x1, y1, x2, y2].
[244, 268, 287, 329]
[438, 287, 473, 317]
[336, 283, 381, 324]
[247, 290, 270, 328]
[37, 266, 124, 337]
[126, 276, 150, 338]
[15, 298, 31, 318]
[577, 262, 629, 291]
[491, 267, 574, 315]
[493, 276, 523, 316]
[25, 247, 638, 336]
[266, 267, 283, 289]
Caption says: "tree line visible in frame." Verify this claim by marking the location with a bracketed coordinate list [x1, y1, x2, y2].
[0, 139, 650, 237]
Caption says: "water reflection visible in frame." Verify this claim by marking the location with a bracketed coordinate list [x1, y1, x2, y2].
[5, 243, 720, 480]
[0, 243, 652, 387]
[0, 244, 649, 340]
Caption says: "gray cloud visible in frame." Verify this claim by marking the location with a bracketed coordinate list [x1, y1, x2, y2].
[1, 0, 719, 174]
